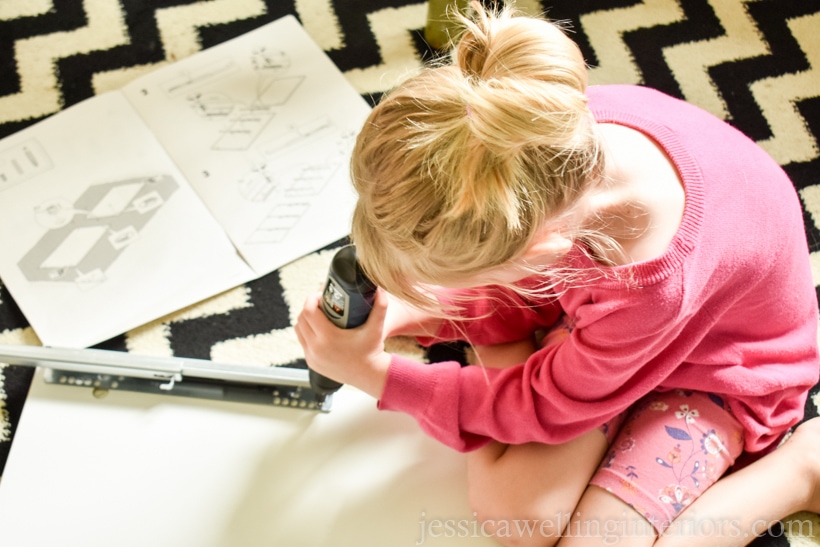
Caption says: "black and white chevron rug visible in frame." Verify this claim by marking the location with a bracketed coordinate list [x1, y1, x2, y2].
[1, 1, 819, 544]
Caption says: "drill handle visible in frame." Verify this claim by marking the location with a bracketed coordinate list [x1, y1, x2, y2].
[310, 244, 376, 400]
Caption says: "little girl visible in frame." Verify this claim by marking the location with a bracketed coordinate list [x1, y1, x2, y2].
[295, 3, 820, 545]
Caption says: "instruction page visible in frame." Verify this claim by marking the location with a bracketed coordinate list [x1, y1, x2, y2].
[0, 15, 371, 348]
[122, 15, 371, 274]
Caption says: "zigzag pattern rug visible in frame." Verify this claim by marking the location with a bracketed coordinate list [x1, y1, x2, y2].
[1, 1, 819, 544]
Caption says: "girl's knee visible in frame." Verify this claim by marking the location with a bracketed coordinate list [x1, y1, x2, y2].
[466, 463, 570, 547]
[467, 503, 562, 547]
[466, 437, 609, 546]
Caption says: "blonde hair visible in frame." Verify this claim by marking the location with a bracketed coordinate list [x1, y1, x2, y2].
[350, 2, 606, 310]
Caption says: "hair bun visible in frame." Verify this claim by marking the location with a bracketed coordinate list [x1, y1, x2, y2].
[349, 2, 605, 305]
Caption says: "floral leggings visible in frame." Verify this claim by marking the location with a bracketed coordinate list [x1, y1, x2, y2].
[590, 390, 745, 534]
[540, 316, 746, 534]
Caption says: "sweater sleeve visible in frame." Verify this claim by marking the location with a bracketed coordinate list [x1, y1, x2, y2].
[379, 280, 689, 452]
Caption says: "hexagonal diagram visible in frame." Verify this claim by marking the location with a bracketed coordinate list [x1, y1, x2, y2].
[18, 175, 178, 288]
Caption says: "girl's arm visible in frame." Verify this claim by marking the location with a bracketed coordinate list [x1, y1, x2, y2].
[382, 292, 443, 339]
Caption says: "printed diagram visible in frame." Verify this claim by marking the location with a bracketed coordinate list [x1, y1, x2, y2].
[217, 73, 302, 151]
[249, 47, 290, 72]
[239, 117, 357, 244]
[18, 175, 178, 289]
[160, 58, 239, 96]
[238, 117, 348, 201]
[246, 203, 310, 244]
[162, 47, 305, 151]
[0, 139, 54, 192]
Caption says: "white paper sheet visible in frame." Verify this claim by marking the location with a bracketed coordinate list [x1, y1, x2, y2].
[0, 15, 371, 348]
[121, 15, 371, 274]
[0, 93, 255, 348]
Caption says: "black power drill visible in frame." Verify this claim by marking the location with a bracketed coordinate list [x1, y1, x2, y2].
[309, 244, 377, 403]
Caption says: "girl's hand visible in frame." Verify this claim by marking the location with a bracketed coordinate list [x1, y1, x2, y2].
[294, 288, 391, 400]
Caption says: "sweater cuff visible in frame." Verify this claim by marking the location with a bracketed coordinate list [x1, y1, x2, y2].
[377, 353, 439, 413]
[377, 353, 494, 453]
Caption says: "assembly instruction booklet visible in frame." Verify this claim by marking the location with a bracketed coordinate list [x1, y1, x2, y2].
[0, 15, 372, 348]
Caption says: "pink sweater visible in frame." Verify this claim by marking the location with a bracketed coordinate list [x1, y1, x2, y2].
[377, 85, 820, 456]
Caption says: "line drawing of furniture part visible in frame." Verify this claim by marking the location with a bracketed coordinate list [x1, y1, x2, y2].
[18, 174, 179, 289]
[237, 116, 352, 203]
[0, 139, 54, 192]
[246, 202, 310, 244]
[164, 52, 305, 152]
[160, 58, 239, 98]
[210, 75, 305, 151]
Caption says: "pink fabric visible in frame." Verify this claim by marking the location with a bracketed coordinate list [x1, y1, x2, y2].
[590, 391, 745, 533]
[377, 85, 820, 458]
